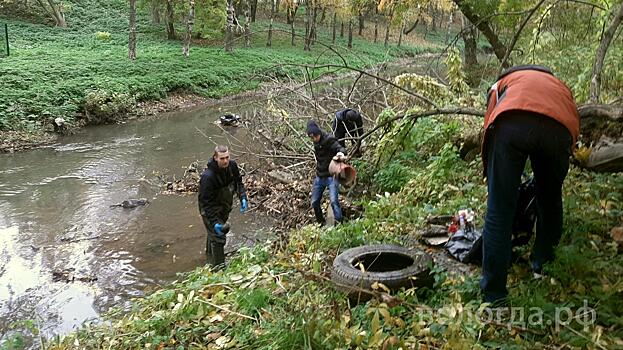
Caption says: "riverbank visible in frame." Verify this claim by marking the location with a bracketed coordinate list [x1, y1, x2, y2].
[46, 112, 623, 349]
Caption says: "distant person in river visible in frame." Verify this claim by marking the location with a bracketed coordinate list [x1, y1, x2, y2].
[332, 108, 364, 154]
[307, 120, 347, 226]
[480, 65, 579, 306]
[198, 145, 248, 268]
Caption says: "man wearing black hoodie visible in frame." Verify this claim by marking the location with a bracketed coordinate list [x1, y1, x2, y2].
[307, 120, 347, 226]
[333, 108, 364, 149]
[198, 145, 248, 267]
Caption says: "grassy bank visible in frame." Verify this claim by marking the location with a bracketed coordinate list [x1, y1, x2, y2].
[34, 110, 622, 349]
[0, 0, 441, 136]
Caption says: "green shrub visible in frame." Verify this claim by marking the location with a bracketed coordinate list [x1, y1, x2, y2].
[373, 160, 416, 193]
[94, 31, 111, 41]
[83, 89, 135, 124]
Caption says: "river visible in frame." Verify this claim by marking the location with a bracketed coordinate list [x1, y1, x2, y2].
[0, 100, 274, 341]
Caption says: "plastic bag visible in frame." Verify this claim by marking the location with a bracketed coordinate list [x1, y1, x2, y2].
[445, 177, 537, 264]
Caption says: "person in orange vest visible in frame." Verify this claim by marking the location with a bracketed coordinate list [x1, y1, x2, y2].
[480, 65, 579, 305]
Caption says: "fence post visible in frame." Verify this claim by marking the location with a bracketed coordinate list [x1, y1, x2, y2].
[4, 23, 8, 56]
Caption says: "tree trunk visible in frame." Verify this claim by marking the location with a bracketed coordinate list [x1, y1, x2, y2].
[304, 7, 310, 51]
[250, 0, 257, 22]
[166, 0, 175, 39]
[244, 13, 251, 47]
[37, 0, 67, 27]
[47, 0, 66, 27]
[452, 0, 508, 68]
[267, 0, 275, 47]
[358, 12, 364, 35]
[445, 10, 453, 44]
[398, 20, 404, 47]
[340, 21, 344, 37]
[404, 19, 419, 35]
[287, 4, 297, 24]
[291, 20, 295, 46]
[374, 16, 378, 43]
[275, 0, 280, 14]
[182, 0, 195, 57]
[348, 20, 353, 48]
[267, 18, 273, 46]
[311, 5, 318, 42]
[225, 1, 235, 52]
[332, 12, 336, 43]
[151, 0, 161, 24]
[320, 6, 326, 24]
[129, 0, 137, 60]
[461, 14, 477, 67]
[589, 2, 623, 103]
[384, 20, 390, 48]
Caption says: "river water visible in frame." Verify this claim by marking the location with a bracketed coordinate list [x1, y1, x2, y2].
[0, 101, 274, 340]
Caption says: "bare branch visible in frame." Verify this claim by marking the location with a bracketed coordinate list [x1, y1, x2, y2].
[589, 2, 623, 103]
[497, 0, 547, 76]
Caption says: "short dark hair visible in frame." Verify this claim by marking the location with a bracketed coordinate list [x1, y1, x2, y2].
[213, 145, 229, 157]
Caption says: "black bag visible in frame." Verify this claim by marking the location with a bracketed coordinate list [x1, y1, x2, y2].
[446, 177, 537, 264]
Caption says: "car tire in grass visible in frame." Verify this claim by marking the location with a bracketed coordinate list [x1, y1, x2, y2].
[331, 244, 434, 302]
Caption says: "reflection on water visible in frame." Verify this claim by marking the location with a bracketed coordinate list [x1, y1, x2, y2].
[0, 105, 274, 341]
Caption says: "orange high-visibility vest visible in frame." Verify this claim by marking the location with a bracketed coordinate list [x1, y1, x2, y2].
[482, 68, 580, 172]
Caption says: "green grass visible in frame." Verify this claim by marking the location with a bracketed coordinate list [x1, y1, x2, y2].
[0, 0, 442, 132]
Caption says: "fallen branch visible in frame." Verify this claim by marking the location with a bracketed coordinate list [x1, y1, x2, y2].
[198, 299, 258, 321]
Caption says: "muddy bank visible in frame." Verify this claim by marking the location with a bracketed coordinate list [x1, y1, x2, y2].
[0, 92, 211, 153]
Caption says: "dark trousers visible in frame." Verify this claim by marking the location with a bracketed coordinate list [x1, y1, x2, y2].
[311, 176, 342, 224]
[202, 213, 229, 268]
[480, 112, 572, 303]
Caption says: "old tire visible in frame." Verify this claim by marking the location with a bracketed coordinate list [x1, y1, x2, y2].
[331, 244, 434, 302]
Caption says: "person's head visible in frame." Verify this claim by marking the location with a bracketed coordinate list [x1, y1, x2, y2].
[345, 109, 359, 121]
[306, 120, 322, 143]
[213, 145, 230, 169]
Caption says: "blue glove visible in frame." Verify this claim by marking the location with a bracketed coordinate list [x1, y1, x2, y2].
[240, 198, 248, 213]
[214, 223, 224, 236]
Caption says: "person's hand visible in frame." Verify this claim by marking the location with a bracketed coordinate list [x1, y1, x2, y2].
[240, 198, 248, 213]
[214, 223, 225, 236]
[333, 152, 346, 162]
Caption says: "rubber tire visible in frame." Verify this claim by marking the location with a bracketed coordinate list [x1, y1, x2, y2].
[331, 244, 434, 302]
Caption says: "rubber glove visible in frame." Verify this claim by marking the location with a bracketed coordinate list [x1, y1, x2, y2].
[333, 152, 346, 162]
[240, 198, 248, 213]
[214, 223, 224, 236]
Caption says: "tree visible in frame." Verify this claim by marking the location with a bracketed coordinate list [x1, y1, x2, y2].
[590, 2, 623, 103]
[182, 0, 195, 57]
[348, 19, 353, 47]
[166, 0, 176, 39]
[460, 14, 477, 67]
[225, 1, 235, 52]
[452, 0, 507, 67]
[35, 0, 66, 27]
[129, 0, 137, 60]
[194, 0, 227, 40]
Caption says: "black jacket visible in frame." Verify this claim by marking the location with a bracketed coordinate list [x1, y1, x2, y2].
[198, 159, 246, 227]
[313, 133, 346, 177]
[332, 108, 364, 144]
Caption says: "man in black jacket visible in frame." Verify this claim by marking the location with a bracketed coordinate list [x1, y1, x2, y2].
[198, 145, 248, 267]
[332, 108, 364, 149]
[307, 120, 346, 226]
